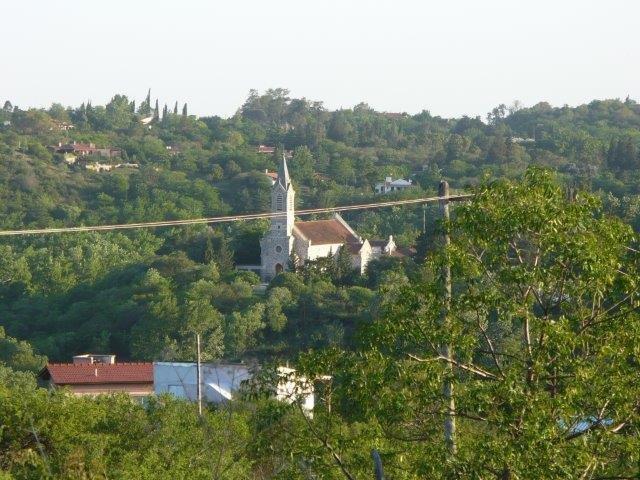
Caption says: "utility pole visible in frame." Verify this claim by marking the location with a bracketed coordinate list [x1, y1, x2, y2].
[439, 180, 456, 454]
[422, 205, 427, 234]
[196, 333, 202, 417]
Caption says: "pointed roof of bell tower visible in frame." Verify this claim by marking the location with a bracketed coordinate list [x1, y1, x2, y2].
[277, 153, 291, 189]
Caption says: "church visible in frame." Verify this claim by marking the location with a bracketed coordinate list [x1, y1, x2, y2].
[260, 155, 399, 282]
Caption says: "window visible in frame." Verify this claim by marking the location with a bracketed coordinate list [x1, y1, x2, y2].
[275, 245, 282, 253]
[276, 194, 284, 211]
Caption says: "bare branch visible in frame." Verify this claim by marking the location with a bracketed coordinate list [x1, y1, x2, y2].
[407, 353, 499, 380]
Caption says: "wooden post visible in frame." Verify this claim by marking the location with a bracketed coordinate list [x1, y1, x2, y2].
[439, 180, 457, 454]
[196, 333, 202, 417]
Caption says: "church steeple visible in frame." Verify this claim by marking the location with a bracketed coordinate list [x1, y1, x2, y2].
[260, 153, 296, 281]
[270, 153, 295, 236]
[277, 153, 291, 190]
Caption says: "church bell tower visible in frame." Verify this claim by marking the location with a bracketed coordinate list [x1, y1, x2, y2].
[260, 154, 295, 282]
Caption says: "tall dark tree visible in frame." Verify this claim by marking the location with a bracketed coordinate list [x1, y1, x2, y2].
[182, 103, 188, 116]
[139, 88, 152, 116]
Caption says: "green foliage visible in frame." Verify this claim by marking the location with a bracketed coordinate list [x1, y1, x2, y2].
[0, 380, 253, 479]
[0, 327, 46, 372]
[289, 169, 640, 478]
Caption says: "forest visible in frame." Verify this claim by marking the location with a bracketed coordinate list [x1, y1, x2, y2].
[1, 91, 640, 478]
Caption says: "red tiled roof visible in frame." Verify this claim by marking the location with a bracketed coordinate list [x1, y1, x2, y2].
[40, 363, 153, 385]
[294, 219, 360, 245]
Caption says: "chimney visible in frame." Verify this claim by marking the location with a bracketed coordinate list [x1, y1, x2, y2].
[385, 176, 392, 183]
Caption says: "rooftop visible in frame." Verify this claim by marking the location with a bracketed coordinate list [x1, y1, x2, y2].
[40, 362, 153, 385]
[294, 217, 360, 245]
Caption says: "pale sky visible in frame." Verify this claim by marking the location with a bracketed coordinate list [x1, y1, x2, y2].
[1, 0, 639, 119]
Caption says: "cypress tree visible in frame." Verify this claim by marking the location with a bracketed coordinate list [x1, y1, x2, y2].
[215, 236, 234, 272]
[139, 89, 151, 115]
[204, 236, 215, 264]
[174, 101, 178, 115]
[182, 103, 188, 116]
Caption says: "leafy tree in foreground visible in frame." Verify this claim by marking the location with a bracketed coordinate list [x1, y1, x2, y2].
[0, 380, 253, 479]
[285, 168, 640, 479]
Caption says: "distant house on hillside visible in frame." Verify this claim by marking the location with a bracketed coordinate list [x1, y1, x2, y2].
[257, 144, 276, 154]
[38, 354, 153, 400]
[49, 121, 75, 132]
[51, 141, 121, 158]
[374, 176, 414, 194]
[50, 141, 122, 165]
[257, 145, 293, 158]
[264, 169, 279, 185]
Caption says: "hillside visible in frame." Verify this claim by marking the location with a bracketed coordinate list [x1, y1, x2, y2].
[1, 91, 640, 362]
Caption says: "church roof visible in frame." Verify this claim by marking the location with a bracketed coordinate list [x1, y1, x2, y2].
[293, 219, 361, 245]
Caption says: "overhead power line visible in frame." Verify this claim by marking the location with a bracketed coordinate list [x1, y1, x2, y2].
[0, 194, 474, 237]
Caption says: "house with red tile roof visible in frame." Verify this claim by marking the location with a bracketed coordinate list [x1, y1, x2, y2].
[38, 354, 153, 399]
[51, 141, 122, 160]
[264, 169, 279, 185]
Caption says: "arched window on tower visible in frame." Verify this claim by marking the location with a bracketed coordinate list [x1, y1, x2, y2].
[276, 194, 284, 211]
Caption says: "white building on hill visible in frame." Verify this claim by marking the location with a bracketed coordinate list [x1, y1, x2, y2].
[374, 176, 413, 194]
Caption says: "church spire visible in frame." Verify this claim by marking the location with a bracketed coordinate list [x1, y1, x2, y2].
[277, 153, 291, 189]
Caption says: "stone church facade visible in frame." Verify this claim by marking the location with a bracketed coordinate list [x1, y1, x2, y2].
[260, 156, 401, 282]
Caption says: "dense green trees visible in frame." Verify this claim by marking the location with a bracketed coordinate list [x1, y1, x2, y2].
[1, 169, 639, 478]
[0, 380, 254, 479]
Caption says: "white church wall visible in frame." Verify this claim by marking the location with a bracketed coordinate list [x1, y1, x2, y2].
[306, 243, 343, 261]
